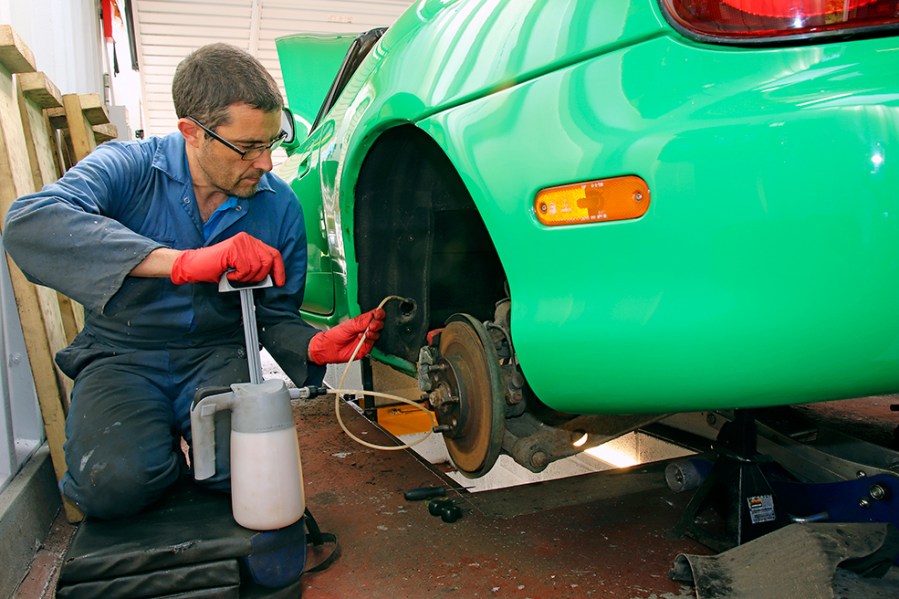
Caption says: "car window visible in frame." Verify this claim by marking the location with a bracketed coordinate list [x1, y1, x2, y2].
[311, 27, 387, 131]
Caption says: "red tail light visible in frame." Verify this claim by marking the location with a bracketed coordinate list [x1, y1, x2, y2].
[661, 0, 899, 42]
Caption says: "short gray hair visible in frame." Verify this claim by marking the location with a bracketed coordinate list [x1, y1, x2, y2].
[172, 43, 282, 129]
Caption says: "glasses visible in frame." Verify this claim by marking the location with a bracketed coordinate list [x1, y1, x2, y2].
[187, 117, 287, 161]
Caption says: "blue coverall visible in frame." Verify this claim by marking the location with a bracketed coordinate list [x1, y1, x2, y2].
[3, 132, 325, 519]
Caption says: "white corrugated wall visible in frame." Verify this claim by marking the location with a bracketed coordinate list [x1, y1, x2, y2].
[131, 0, 416, 138]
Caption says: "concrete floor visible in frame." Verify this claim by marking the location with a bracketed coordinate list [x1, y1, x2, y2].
[13, 393, 899, 598]
[286, 399, 709, 598]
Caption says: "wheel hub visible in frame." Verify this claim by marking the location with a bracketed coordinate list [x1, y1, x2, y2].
[422, 314, 505, 477]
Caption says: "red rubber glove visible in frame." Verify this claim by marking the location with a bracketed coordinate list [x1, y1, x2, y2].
[170, 232, 286, 286]
[307, 308, 386, 365]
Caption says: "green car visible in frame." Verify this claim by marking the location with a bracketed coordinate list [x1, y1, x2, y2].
[275, 0, 899, 476]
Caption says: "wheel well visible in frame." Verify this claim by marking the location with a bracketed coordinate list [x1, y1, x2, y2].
[355, 125, 507, 363]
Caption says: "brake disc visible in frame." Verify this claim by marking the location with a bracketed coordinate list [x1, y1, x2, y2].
[431, 314, 505, 477]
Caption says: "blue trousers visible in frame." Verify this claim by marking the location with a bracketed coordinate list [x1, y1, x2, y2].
[59, 345, 250, 519]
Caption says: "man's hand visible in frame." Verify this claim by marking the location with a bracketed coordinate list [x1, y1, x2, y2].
[170, 232, 286, 286]
[308, 308, 386, 365]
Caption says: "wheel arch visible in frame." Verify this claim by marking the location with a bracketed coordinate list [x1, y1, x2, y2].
[354, 125, 508, 365]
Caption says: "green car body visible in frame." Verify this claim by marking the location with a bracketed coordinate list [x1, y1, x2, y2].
[276, 0, 899, 416]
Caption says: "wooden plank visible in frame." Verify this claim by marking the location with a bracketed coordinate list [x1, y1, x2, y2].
[34, 285, 72, 401]
[57, 129, 77, 172]
[62, 93, 96, 163]
[60, 94, 116, 166]
[0, 25, 36, 74]
[0, 52, 80, 522]
[56, 294, 84, 342]
[16, 84, 44, 194]
[16, 73, 81, 348]
[0, 61, 33, 196]
[17, 71, 62, 109]
[17, 72, 65, 177]
[15, 75, 61, 190]
[92, 122, 118, 143]
[46, 106, 65, 130]
[5, 265, 81, 523]
[77, 93, 109, 125]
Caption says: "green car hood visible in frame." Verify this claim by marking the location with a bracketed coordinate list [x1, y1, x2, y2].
[276, 33, 357, 140]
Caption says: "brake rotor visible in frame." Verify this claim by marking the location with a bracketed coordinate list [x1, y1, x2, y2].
[432, 314, 504, 477]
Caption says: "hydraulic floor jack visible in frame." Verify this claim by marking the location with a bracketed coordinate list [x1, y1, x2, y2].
[656, 407, 899, 553]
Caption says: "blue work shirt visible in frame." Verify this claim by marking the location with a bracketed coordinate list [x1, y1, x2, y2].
[203, 197, 238, 240]
[4, 132, 313, 358]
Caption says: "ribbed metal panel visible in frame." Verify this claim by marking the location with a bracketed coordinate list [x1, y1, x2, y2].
[133, 0, 414, 138]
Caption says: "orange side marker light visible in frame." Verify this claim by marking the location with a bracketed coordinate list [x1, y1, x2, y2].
[535, 175, 650, 226]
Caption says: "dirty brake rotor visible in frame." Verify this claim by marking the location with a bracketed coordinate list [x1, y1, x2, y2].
[432, 314, 505, 478]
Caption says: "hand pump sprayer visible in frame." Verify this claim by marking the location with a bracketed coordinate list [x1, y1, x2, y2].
[190, 275, 305, 531]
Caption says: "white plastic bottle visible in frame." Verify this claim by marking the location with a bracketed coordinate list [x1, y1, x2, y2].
[231, 427, 305, 530]
[191, 379, 306, 531]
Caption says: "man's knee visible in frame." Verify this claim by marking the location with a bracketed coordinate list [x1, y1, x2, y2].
[62, 447, 183, 520]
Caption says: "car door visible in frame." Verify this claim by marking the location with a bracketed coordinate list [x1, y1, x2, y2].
[276, 29, 386, 317]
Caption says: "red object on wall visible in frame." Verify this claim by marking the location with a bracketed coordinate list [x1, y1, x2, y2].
[102, 0, 114, 41]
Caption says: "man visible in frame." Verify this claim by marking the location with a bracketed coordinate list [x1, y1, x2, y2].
[3, 43, 384, 520]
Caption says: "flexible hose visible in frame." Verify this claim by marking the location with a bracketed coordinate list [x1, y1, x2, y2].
[325, 295, 436, 451]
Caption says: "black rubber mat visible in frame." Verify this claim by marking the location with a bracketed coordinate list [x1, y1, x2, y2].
[56, 480, 305, 598]
[670, 522, 899, 599]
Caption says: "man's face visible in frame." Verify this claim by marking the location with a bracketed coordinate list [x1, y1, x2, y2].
[194, 103, 282, 198]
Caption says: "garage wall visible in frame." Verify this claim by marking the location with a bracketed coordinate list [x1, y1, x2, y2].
[0, 0, 105, 100]
[132, 0, 415, 138]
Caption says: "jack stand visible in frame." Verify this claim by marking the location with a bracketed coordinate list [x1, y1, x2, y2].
[673, 410, 790, 552]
